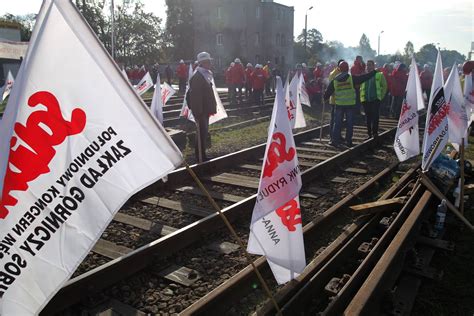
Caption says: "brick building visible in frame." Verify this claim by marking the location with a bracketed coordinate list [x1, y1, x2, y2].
[191, 0, 294, 74]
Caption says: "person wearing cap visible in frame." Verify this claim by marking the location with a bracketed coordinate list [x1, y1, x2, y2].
[245, 63, 254, 101]
[176, 59, 188, 94]
[230, 58, 245, 105]
[251, 64, 267, 106]
[419, 64, 433, 103]
[324, 60, 376, 147]
[360, 60, 387, 140]
[351, 56, 366, 115]
[188, 52, 217, 162]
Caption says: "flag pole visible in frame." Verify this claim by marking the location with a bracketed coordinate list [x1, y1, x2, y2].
[196, 120, 203, 163]
[319, 99, 326, 141]
[184, 163, 283, 315]
[459, 138, 465, 214]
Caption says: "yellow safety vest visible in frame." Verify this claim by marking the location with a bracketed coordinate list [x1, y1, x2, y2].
[334, 75, 356, 106]
[360, 72, 387, 102]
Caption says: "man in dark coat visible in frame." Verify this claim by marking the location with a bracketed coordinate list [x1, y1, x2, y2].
[189, 52, 217, 162]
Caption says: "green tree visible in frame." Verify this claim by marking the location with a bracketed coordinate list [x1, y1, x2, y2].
[358, 33, 375, 59]
[440, 49, 466, 67]
[403, 41, 415, 64]
[165, 0, 194, 60]
[0, 13, 36, 41]
[416, 44, 438, 66]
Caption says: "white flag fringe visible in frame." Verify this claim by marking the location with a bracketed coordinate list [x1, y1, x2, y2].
[135, 71, 153, 96]
[288, 73, 306, 129]
[394, 57, 421, 162]
[444, 64, 469, 149]
[0, 0, 182, 314]
[247, 77, 305, 284]
[1, 70, 14, 102]
[422, 50, 449, 171]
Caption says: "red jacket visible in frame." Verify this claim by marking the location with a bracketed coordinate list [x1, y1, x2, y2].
[176, 64, 188, 79]
[313, 67, 323, 80]
[390, 68, 408, 97]
[419, 70, 433, 90]
[225, 67, 232, 85]
[251, 69, 267, 90]
[245, 67, 253, 86]
[378, 67, 392, 92]
[230, 63, 245, 85]
[351, 61, 365, 76]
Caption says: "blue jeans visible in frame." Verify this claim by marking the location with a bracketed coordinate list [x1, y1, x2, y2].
[334, 106, 355, 145]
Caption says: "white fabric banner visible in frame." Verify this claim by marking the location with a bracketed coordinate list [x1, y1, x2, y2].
[299, 75, 311, 107]
[151, 73, 164, 124]
[121, 68, 128, 80]
[463, 74, 473, 127]
[422, 50, 449, 171]
[247, 77, 305, 284]
[134, 71, 153, 96]
[161, 82, 176, 106]
[444, 65, 469, 148]
[1, 71, 14, 102]
[394, 57, 421, 162]
[180, 64, 195, 122]
[209, 79, 228, 125]
[288, 73, 306, 129]
[0, 1, 182, 314]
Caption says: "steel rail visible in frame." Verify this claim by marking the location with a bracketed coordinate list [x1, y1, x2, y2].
[41, 123, 397, 315]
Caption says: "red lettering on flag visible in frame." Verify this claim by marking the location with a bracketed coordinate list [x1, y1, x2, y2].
[428, 103, 450, 135]
[275, 199, 302, 231]
[0, 91, 86, 219]
[263, 132, 295, 178]
[400, 102, 410, 118]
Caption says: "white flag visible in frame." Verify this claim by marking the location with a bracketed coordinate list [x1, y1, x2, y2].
[444, 65, 469, 148]
[247, 77, 305, 284]
[422, 50, 449, 171]
[1, 71, 14, 102]
[135, 71, 153, 96]
[288, 73, 306, 129]
[180, 64, 195, 122]
[299, 75, 311, 107]
[463, 74, 474, 126]
[151, 73, 164, 124]
[0, 1, 182, 314]
[394, 58, 421, 162]
[161, 82, 176, 106]
[121, 68, 128, 80]
[209, 79, 228, 125]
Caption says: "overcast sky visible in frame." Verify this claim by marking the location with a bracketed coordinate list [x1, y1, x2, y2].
[1, 0, 473, 56]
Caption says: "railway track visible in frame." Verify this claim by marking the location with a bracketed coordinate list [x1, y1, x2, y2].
[42, 117, 405, 315]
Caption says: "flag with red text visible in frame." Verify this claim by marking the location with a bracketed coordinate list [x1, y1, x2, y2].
[299, 74, 311, 107]
[180, 64, 195, 122]
[134, 71, 153, 96]
[444, 64, 469, 148]
[422, 50, 449, 170]
[247, 76, 305, 284]
[394, 57, 421, 162]
[0, 1, 182, 314]
[209, 79, 228, 124]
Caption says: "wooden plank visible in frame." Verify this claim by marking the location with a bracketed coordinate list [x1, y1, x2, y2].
[175, 185, 244, 203]
[114, 213, 176, 236]
[305, 186, 330, 196]
[331, 177, 349, 184]
[238, 164, 262, 171]
[349, 197, 406, 214]
[141, 196, 213, 217]
[93, 239, 133, 260]
[345, 167, 368, 175]
[297, 153, 329, 161]
[296, 147, 338, 155]
[300, 141, 330, 148]
[203, 173, 259, 189]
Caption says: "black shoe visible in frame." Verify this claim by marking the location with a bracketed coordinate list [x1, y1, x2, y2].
[346, 142, 354, 148]
[329, 141, 339, 147]
[365, 135, 372, 141]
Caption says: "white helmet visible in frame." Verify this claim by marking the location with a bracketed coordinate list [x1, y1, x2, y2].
[247, 63, 253, 67]
[234, 58, 241, 63]
[196, 52, 212, 62]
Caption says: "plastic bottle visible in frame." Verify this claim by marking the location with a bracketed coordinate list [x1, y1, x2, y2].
[433, 199, 447, 236]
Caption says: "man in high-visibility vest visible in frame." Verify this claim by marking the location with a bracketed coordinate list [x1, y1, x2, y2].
[324, 61, 376, 147]
[360, 60, 387, 140]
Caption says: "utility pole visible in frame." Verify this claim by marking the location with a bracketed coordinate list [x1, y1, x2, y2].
[304, 6, 313, 51]
[377, 30, 384, 56]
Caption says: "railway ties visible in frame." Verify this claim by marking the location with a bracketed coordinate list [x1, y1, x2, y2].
[43, 117, 400, 315]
